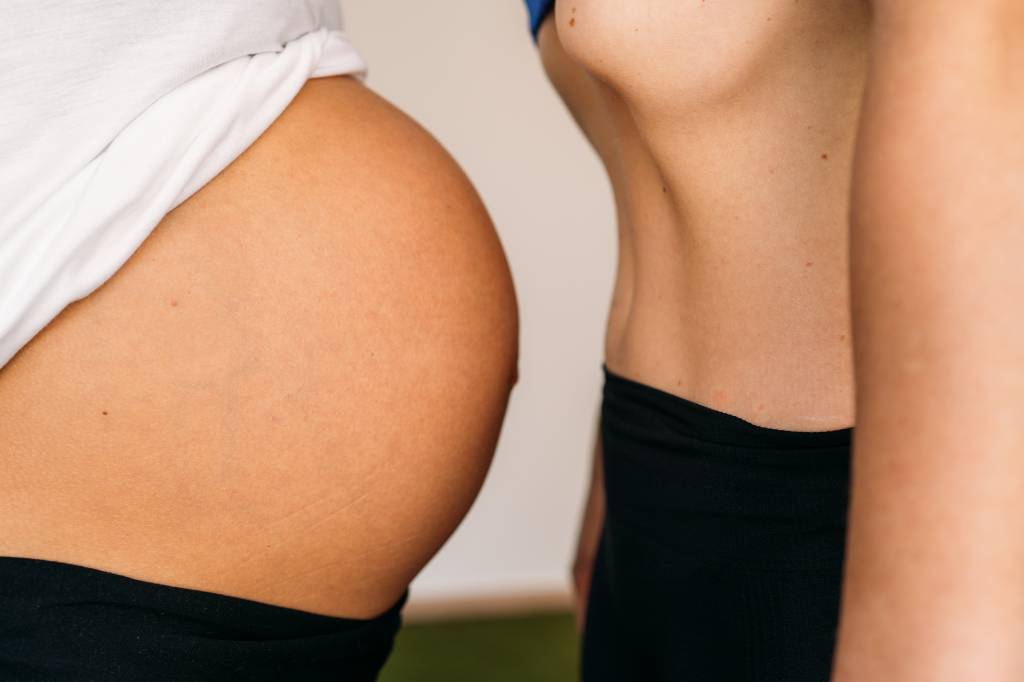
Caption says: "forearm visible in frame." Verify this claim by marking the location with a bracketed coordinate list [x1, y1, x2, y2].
[586, 422, 605, 515]
[576, 417, 606, 559]
[834, 3, 1024, 681]
[570, 412, 606, 629]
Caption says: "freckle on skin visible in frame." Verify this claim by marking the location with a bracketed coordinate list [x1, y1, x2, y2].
[840, 335, 847, 342]
[102, 410, 108, 416]
[570, 17, 576, 27]
[805, 261, 814, 267]
[821, 153, 829, 160]
[170, 300, 178, 307]
[662, 185, 668, 193]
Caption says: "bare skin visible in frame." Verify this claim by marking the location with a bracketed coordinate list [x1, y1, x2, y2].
[0, 75, 518, 620]
[544, 1, 1024, 675]
[535, 1, 869, 624]
[836, 2, 1024, 679]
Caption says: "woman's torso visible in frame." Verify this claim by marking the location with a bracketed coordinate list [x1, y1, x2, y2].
[0, 16, 517, 618]
[539, 0, 870, 430]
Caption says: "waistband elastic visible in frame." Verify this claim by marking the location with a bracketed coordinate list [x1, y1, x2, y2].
[602, 366, 853, 454]
[600, 367, 852, 558]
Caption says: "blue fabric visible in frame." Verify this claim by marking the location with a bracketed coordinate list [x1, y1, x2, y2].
[525, 0, 555, 39]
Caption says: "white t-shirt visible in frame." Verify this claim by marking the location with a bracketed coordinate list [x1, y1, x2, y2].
[0, 1, 367, 369]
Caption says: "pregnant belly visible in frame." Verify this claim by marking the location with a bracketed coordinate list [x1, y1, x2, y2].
[0, 76, 518, 619]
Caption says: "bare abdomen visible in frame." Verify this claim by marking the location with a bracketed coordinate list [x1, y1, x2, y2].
[0, 76, 518, 618]
[541, 2, 867, 430]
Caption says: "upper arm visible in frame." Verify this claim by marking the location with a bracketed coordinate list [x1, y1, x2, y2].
[851, 0, 1024, 412]
[835, 5, 1024, 679]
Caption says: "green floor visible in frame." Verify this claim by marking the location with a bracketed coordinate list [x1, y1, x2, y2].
[379, 612, 579, 682]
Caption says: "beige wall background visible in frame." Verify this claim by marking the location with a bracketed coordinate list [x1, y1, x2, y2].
[341, 1, 617, 611]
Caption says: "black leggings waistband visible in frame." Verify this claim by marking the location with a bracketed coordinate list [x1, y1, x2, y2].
[602, 365, 854, 453]
[584, 367, 854, 681]
[600, 365, 853, 527]
[0, 556, 405, 681]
